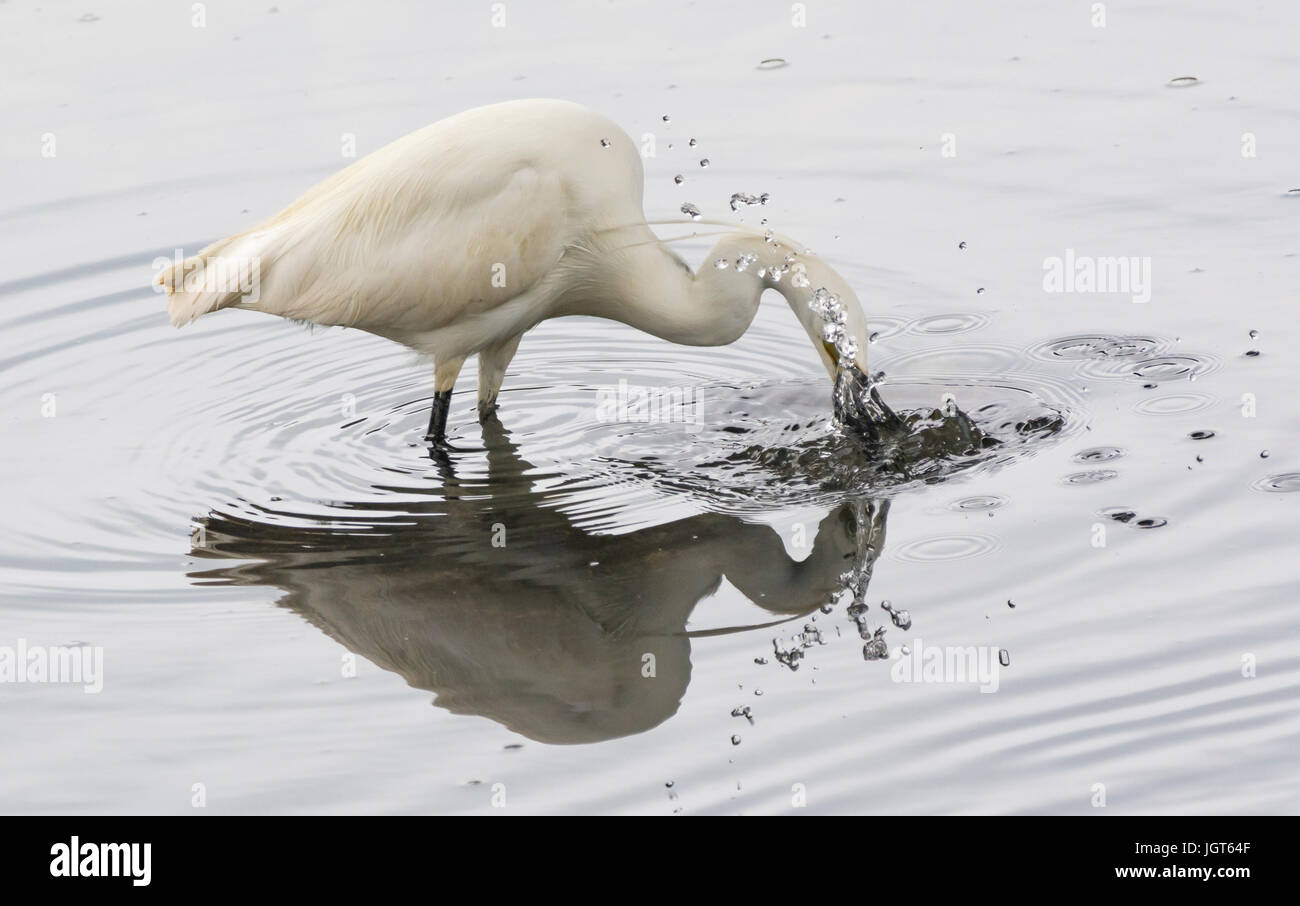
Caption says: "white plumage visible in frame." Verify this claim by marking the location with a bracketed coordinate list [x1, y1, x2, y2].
[154, 99, 871, 441]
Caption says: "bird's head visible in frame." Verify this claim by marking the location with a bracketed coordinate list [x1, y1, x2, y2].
[733, 230, 871, 380]
[779, 265, 870, 380]
[600, 224, 872, 386]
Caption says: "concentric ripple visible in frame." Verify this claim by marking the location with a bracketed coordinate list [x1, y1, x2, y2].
[865, 315, 909, 340]
[1251, 473, 1300, 493]
[1073, 446, 1125, 463]
[908, 312, 991, 335]
[1, 262, 1082, 581]
[1134, 392, 1218, 416]
[1130, 354, 1221, 382]
[1027, 334, 1221, 384]
[891, 533, 1000, 563]
[1029, 334, 1165, 363]
[947, 494, 1007, 512]
[1063, 469, 1120, 485]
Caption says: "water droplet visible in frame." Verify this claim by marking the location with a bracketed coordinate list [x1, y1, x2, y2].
[756, 57, 789, 70]
[699, 158, 710, 168]
[1167, 75, 1200, 87]
[880, 599, 893, 612]
[731, 735, 742, 745]
[728, 191, 769, 212]
[1260, 450, 1270, 458]
[689, 138, 697, 147]
[868, 331, 880, 343]
[976, 287, 986, 294]
[808, 287, 838, 316]
[734, 252, 757, 272]
[1007, 599, 1016, 608]
[958, 241, 967, 249]
[1249, 329, 1259, 339]
[1100, 507, 1137, 523]
[674, 174, 684, 184]
[713, 257, 729, 269]
[890, 609, 912, 630]
[998, 649, 1010, 667]
[1135, 517, 1168, 529]
[661, 114, 671, 123]
[600, 138, 611, 148]
[680, 202, 702, 220]
[862, 627, 890, 660]
[1188, 430, 1215, 440]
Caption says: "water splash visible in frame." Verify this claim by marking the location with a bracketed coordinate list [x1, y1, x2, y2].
[729, 192, 770, 212]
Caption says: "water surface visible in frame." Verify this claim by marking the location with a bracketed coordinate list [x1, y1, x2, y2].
[2, 0, 1298, 814]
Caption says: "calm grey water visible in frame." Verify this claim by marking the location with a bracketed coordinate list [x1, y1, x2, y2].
[2, 0, 1299, 814]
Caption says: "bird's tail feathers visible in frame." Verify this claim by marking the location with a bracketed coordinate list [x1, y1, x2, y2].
[153, 230, 275, 327]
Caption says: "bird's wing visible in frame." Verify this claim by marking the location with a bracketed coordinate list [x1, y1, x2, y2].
[167, 128, 573, 339]
[261, 135, 572, 333]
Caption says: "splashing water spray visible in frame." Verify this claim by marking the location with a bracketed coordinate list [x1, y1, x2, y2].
[770, 497, 895, 670]
[805, 286, 902, 440]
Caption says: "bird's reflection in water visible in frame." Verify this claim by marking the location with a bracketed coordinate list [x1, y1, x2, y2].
[188, 415, 889, 744]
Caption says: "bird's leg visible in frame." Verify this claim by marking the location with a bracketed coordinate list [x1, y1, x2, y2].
[425, 390, 453, 442]
[424, 355, 465, 444]
[476, 334, 522, 419]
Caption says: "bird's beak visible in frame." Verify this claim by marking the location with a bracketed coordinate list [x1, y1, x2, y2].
[783, 281, 871, 381]
[744, 234, 869, 381]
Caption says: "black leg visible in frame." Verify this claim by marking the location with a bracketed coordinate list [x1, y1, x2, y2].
[424, 389, 452, 443]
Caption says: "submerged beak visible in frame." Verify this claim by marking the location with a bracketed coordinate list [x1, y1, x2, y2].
[769, 254, 899, 434]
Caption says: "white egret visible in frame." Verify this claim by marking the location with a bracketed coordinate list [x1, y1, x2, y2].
[154, 99, 874, 442]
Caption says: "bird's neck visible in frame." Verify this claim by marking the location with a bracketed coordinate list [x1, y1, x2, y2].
[582, 229, 810, 343]
[575, 228, 866, 377]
